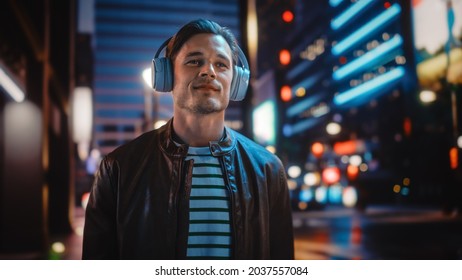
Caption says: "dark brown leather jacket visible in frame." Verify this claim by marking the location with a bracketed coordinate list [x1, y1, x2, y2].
[82, 119, 294, 259]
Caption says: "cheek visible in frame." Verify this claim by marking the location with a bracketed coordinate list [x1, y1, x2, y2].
[172, 61, 192, 89]
[222, 72, 233, 89]
[173, 69, 191, 90]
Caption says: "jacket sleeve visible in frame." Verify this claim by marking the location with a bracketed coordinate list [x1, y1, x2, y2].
[270, 164, 295, 259]
[82, 156, 119, 259]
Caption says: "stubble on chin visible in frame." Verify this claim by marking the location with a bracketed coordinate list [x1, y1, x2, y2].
[174, 85, 229, 115]
[190, 97, 227, 115]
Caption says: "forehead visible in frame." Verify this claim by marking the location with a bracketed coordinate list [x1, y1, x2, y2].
[177, 33, 232, 59]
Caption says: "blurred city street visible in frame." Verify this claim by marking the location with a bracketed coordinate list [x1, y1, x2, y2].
[293, 205, 462, 260]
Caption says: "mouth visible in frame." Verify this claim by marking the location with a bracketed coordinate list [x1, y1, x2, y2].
[192, 83, 220, 92]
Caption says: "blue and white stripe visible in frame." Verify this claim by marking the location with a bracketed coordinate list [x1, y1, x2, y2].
[185, 146, 231, 259]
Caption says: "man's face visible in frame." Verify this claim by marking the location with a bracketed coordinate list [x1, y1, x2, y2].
[172, 33, 233, 115]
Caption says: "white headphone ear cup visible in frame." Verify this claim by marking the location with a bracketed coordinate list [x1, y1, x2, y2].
[152, 57, 173, 92]
[229, 66, 249, 101]
[229, 67, 239, 101]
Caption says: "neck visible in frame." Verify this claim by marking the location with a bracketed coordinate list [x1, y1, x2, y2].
[172, 112, 225, 147]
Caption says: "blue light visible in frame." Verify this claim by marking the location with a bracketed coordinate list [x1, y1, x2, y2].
[333, 35, 403, 81]
[364, 152, 372, 162]
[95, 51, 149, 62]
[97, 37, 162, 49]
[283, 117, 322, 137]
[332, 3, 401, 55]
[401, 187, 410, 196]
[291, 118, 320, 135]
[331, 0, 374, 30]
[328, 185, 343, 204]
[333, 67, 405, 106]
[299, 189, 313, 202]
[286, 94, 324, 118]
[291, 72, 324, 95]
[283, 124, 293, 137]
[329, 0, 345, 8]
[94, 93, 144, 103]
[287, 60, 313, 81]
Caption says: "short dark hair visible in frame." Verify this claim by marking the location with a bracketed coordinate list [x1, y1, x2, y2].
[166, 19, 239, 63]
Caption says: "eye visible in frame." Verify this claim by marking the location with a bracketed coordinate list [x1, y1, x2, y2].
[216, 62, 230, 69]
[186, 59, 201, 66]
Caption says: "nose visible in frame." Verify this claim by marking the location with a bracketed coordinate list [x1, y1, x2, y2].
[199, 63, 216, 79]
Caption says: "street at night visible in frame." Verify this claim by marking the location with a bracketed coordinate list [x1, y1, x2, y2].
[293, 205, 462, 260]
[2, 0, 462, 270]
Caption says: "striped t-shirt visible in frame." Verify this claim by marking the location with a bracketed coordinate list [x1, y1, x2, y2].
[185, 146, 232, 259]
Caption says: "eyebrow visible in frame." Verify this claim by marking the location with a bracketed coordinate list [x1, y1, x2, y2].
[185, 51, 231, 62]
[185, 51, 203, 58]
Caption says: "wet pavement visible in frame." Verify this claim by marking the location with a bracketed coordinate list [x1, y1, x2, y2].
[293, 205, 462, 260]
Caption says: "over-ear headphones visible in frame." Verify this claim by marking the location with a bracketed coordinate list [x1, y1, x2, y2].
[151, 37, 250, 101]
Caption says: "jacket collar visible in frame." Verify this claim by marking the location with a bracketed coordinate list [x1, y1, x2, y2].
[159, 118, 236, 157]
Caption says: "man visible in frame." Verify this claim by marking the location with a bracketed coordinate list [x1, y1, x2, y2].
[82, 19, 294, 260]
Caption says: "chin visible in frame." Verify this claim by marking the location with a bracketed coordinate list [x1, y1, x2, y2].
[206, 97, 228, 108]
[193, 99, 227, 114]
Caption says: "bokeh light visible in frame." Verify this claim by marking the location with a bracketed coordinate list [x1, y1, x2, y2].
[280, 85, 292, 102]
[288, 165, 302, 178]
[342, 186, 358, 207]
[282, 10, 294, 23]
[279, 49, 291, 65]
[51, 242, 66, 254]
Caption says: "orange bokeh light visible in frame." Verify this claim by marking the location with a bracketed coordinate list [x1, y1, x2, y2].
[280, 85, 292, 102]
[279, 49, 291, 65]
[347, 165, 359, 180]
[311, 142, 324, 158]
[282, 10, 294, 23]
[334, 140, 356, 155]
[450, 147, 458, 169]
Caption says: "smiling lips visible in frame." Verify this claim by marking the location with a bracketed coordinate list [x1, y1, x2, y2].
[193, 83, 220, 92]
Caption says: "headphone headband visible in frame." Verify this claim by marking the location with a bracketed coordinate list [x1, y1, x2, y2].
[154, 37, 172, 58]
